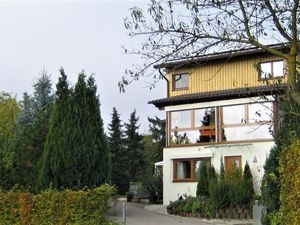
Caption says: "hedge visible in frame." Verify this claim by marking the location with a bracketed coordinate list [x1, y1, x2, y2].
[0, 184, 116, 225]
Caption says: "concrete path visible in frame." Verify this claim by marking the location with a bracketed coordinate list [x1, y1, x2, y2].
[110, 201, 219, 225]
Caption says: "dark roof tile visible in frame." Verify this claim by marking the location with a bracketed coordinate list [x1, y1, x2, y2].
[149, 84, 287, 108]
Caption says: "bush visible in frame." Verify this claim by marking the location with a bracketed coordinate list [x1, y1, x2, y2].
[126, 191, 133, 202]
[196, 163, 216, 197]
[144, 172, 163, 203]
[196, 162, 209, 196]
[209, 179, 229, 209]
[0, 184, 116, 225]
[278, 139, 300, 225]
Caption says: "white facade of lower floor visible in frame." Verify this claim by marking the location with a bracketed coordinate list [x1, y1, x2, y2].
[162, 141, 273, 205]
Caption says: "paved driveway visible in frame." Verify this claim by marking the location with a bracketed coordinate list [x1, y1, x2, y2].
[110, 201, 216, 225]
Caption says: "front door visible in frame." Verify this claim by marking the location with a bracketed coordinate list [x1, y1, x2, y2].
[225, 156, 242, 171]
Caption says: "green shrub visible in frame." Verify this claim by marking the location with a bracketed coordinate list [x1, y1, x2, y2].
[196, 162, 209, 196]
[225, 166, 242, 185]
[144, 171, 163, 203]
[192, 198, 202, 213]
[209, 179, 229, 209]
[0, 184, 116, 225]
[278, 139, 300, 225]
[126, 191, 133, 202]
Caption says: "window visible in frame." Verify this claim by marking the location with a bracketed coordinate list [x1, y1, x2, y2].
[170, 107, 216, 144]
[171, 110, 191, 129]
[173, 73, 189, 90]
[173, 158, 210, 181]
[221, 102, 273, 141]
[260, 60, 284, 79]
[225, 156, 242, 171]
[168, 102, 274, 145]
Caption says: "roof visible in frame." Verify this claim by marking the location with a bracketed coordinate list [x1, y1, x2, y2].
[149, 84, 287, 108]
[154, 43, 289, 69]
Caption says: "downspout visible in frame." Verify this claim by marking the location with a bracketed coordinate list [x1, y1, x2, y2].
[158, 68, 169, 148]
[158, 68, 169, 98]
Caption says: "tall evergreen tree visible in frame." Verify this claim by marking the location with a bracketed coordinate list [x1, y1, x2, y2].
[147, 116, 165, 162]
[124, 110, 145, 182]
[38, 70, 109, 190]
[107, 107, 129, 194]
[38, 68, 70, 190]
[15, 71, 54, 191]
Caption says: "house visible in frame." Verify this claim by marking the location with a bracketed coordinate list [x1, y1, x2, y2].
[149, 45, 287, 205]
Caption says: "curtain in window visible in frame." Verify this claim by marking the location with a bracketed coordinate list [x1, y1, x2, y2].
[177, 162, 185, 179]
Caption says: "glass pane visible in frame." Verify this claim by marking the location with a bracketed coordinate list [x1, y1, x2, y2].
[174, 74, 188, 89]
[195, 108, 215, 127]
[176, 161, 191, 179]
[195, 160, 210, 178]
[222, 124, 272, 141]
[170, 130, 198, 144]
[248, 102, 273, 123]
[171, 110, 191, 129]
[261, 62, 272, 78]
[223, 105, 245, 125]
[273, 61, 284, 77]
[170, 129, 216, 144]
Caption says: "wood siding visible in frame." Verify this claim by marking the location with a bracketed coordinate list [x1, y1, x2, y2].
[167, 55, 286, 97]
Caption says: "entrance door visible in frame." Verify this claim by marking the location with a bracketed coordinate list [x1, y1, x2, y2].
[225, 156, 242, 171]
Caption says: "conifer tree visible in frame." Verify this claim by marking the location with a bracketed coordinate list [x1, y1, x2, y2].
[15, 71, 54, 191]
[242, 161, 254, 204]
[196, 161, 209, 197]
[124, 110, 145, 182]
[38, 68, 71, 190]
[147, 116, 165, 162]
[107, 107, 129, 194]
[38, 70, 109, 190]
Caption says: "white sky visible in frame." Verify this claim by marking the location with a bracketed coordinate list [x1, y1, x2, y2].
[0, 0, 166, 133]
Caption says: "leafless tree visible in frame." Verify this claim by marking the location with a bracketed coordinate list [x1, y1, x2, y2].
[121, 0, 300, 106]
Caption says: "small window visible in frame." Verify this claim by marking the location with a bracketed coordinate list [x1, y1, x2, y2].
[173, 73, 189, 90]
[260, 61, 284, 79]
[173, 158, 210, 181]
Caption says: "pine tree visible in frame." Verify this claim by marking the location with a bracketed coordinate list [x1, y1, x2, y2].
[15, 71, 54, 191]
[242, 161, 254, 204]
[107, 107, 129, 194]
[38, 70, 109, 190]
[124, 110, 145, 182]
[147, 116, 165, 162]
[38, 68, 71, 190]
[196, 161, 209, 197]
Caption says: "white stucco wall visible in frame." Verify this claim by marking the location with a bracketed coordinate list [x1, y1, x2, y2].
[163, 142, 274, 205]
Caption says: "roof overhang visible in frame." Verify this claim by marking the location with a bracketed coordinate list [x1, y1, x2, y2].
[149, 84, 287, 109]
[154, 43, 289, 69]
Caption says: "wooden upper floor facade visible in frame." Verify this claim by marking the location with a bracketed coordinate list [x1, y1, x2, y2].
[154, 45, 287, 99]
[150, 46, 288, 147]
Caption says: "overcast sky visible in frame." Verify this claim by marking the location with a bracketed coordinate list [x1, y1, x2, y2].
[0, 0, 166, 133]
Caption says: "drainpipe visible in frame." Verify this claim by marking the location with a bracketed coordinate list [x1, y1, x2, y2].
[158, 68, 169, 147]
[158, 68, 169, 98]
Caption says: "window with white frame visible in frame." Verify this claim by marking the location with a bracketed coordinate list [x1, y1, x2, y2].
[260, 60, 284, 79]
